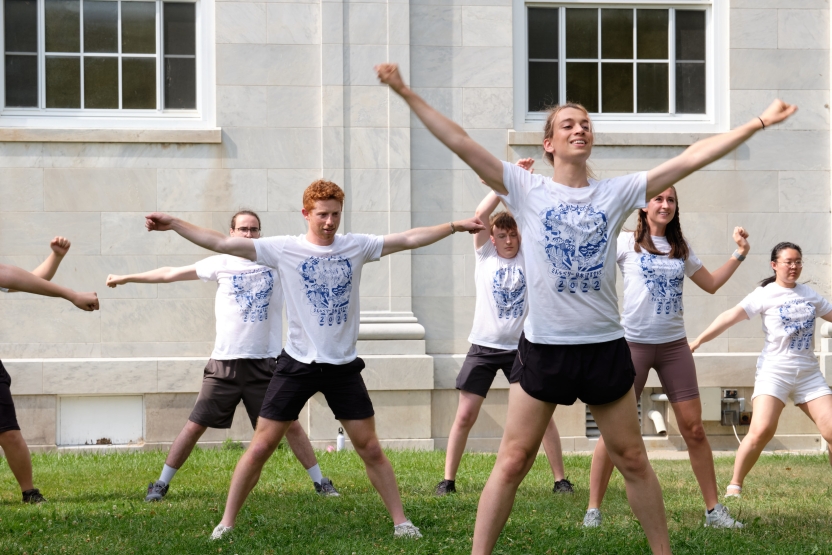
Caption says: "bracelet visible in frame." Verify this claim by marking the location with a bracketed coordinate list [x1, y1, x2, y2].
[757, 116, 765, 130]
[449, 221, 457, 234]
[732, 250, 747, 262]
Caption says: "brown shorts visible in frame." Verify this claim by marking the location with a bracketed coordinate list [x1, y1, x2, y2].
[0, 360, 21, 434]
[188, 358, 275, 429]
[628, 338, 699, 403]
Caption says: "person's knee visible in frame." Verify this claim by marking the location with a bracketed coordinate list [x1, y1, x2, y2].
[497, 445, 536, 482]
[681, 421, 707, 445]
[611, 444, 650, 480]
[0, 430, 27, 451]
[455, 407, 480, 430]
[355, 437, 385, 466]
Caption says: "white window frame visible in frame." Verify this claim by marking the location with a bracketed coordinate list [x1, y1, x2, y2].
[513, 0, 728, 133]
[0, 0, 215, 130]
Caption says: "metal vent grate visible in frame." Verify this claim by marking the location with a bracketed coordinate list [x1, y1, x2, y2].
[586, 401, 641, 438]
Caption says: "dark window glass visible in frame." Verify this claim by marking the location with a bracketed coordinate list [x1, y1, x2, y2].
[164, 57, 196, 109]
[122, 57, 156, 108]
[84, 1, 118, 53]
[84, 56, 119, 108]
[566, 62, 598, 112]
[5, 55, 38, 107]
[45, 56, 81, 108]
[163, 2, 195, 56]
[566, 9, 597, 59]
[636, 62, 668, 113]
[528, 61, 558, 112]
[676, 10, 705, 61]
[528, 7, 558, 60]
[637, 10, 668, 59]
[676, 62, 705, 114]
[122, 2, 156, 54]
[45, 0, 80, 53]
[601, 9, 632, 60]
[602, 63, 632, 113]
[5, 0, 38, 52]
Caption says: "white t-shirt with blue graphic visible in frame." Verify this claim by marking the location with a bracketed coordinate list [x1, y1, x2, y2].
[195, 255, 283, 360]
[617, 232, 702, 344]
[254, 233, 384, 365]
[468, 241, 528, 350]
[739, 283, 832, 372]
[499, 161, 647, 344]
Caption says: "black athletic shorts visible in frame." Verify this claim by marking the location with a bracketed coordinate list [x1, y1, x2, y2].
[510, 333, 635, 406]
[189, 358, 274, 429]
[456, 344, 517, 398]
[259, 350, 374, 422]
[0, 360, 21, 434]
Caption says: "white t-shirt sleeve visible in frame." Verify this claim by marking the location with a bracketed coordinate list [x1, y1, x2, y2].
[475, 240, 497, 261]
[616, 232, 632, 265]
[684, 242, 704, 277]
[738, 287, 766, 319]
[808, 289, 832, 319]
[254, 236, 288, 269]
[500, 161, 533, 214]
[194, 255, 225, 282]
[613, 171, 648, 213]
[355, 234, 384, 263]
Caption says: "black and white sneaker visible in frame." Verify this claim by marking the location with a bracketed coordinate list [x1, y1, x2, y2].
[314, 477, 340, 497]
[553, 478, 575, 494]
[434, 479, 456, 496]
[22, 488, 46, 503]
[144, 480, 169, 502]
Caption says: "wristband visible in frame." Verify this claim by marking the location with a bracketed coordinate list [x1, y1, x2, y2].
[732, 250, 746, 262]
[757, 116, 765, 130]
[449, 222, 457, 234]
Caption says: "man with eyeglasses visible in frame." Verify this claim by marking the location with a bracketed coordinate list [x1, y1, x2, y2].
[107, 210, 340, 502]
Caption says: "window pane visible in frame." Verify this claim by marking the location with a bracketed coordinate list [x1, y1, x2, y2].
[676, 10, 705, 61]
[46, 56, 81, 108]
[84, 1, 118, 53]
[528, 61, 558, 112]
[122, 57, 156, 108]
[566, 9, 597, 59]
[566, 62, 598, 113]
[122, 2, 156, 54]
[164, 2, 196, 56]
[165, 57, 196, 109]
[5, 0, 38, 52]
[637, 10, 668, 59]
[637, 63, 668, 113]
[601, 9, 632, 60]
[84, 56, 118, 108]
[5, 55, 38, 107]
[602, 63, 632, 113]
[45, 0, 80, 53]
[676, 62, 705, 114]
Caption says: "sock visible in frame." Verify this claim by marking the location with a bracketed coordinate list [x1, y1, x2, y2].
[395, 519, 413, 528]
[707, 507, 715, 514]
[159, 464, 178, 485]
[306, 463, 323, 485]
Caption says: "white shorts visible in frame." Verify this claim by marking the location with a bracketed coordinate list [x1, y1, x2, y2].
[752, 366, 832, 406]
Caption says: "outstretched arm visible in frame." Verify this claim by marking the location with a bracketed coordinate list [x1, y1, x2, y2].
[0, 264, 99, 311]
[107, 265, 198, 288]
[473, 192, 502, 249]
[6, 236, 71, 292]
[381, 217, 485, 257]
[647, 100, 798, 198]
[689, 227, 750, 294]
[145, 213, 256, 261]
[376, 63, 506, 194]
[689, 305, 748, 352]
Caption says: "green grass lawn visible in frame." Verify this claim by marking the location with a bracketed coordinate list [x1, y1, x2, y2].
[1, 447, 831, 554]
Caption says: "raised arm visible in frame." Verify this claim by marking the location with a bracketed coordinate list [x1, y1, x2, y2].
[689, 227, 750, 294]
[107, 265, 198, 288]
[381, 217, 485, 257]
[376, 63, 506, 194]
[689, 305, 748, 353]
[473, 192, 502, 249]
[0, 264, 99, 311]
[5, 236, 71, 293]
[145, 213, 256, 261]
[646, 100, 798, 198]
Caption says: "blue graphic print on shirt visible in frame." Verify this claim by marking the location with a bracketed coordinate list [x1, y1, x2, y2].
[231, 269, 274, 323]
[639, 254, 685, 315]
[297, 255, 353, 326]
[778, 299, 816, 351]
[491, 266, 526, 319]
[538, 203, 608, 294]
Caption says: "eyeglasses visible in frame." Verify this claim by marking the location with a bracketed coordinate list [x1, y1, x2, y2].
[777, 260, 803, 268]
[235, 227, 260, 234]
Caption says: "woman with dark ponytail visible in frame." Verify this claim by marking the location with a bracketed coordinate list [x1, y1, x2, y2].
[690, 242, 832, 498]
[584, 186, 749, 529]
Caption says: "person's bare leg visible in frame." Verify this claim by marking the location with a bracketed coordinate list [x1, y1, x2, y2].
[729, 395, 784, 489]
[444, 391, 485, 480]
[671, 399, 718, 509]
[541, 418, 566, 481]
[472, 384, 555, 554]
[587, 436, 616, 509]
[798, 394, 832, 469]
[219, 417, 291, 527]
[590, 388, 670, 555]
[164, 420, 208, 469]
[0, 430, 34, 491]
[340, 417, 407, 525]
[283, 419, 318, 470]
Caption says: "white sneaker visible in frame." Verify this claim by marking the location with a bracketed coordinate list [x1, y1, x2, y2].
[705, 503, 744, 529]
[210, 523, 233, 540]
[393, 521, 423, 539]
[725, 484, 742, 498]
[583, 508, 602, 528]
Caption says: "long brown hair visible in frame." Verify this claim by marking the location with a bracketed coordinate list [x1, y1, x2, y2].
[633, 186, 689, 260]
[542, 103, 596, 179]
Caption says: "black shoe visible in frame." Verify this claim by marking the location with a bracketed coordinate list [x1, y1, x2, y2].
[144, 480, 169, 502]
[314, 477, 341, 497]
[22, 488, 45, 503]
[434, 479, 456, 496]
[553, 478, 574, 494]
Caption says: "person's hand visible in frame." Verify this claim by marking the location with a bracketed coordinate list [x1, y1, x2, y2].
[452, 217, 486, 235]
[145, 213, 175, 232]
[732, 226, 750, 256]
[106, 274, 125, 288]
[759, 99, 798, 128]
[516, 157, 535, 173]
[50, 236, 71, 257]
[72, 291, 99, 311]
[689, 339, 700, 353]
[375, 63, 406, 93]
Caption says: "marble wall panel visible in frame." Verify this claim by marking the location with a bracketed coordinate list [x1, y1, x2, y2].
[157, 359, 208, 393]
[0, 343, 100, 358]
[462, 87, 513, 129]
[773, 90, 831, 131]
[461, 6, 511, 47]
[101, 212, 212, 255]
[100, 341, 214, 358]
[157, 169, 268, 211]
[345, 169, 389, 212]
[361, 355, 433, 390]
[779, 171, 831, 212]
[40, 143, 222, 169]
[144, 393, 196, 442]
[221, 128, 322, 169]
[390, 168, 411, 212]
[729, 213, 831, 254]
[267, 3, 321, 44]
[677, 212, 729, 255]
[731, 0, 827, 7]
[267, 169, 324, 212]
[156, 254, 225, 300]
[258, 211, 309, 236]
[0, 143, 43, 167]
[345, 128, 388, 168]
[41, 255, 160, 300]
[346, 86, 389, 127]
[0, 212, 100, 255]
[730, 90, 777, 128]
[389, 3, 409, 45]
[735, 131, 829, 171]
[217, 44, 271, 85]
[13, 395, 56, 446]
[42, 360, 157, 394]
[389, 127, 410, 170]
[4, 361, 43, 394]
[0, 168, 43, 211]
[413, 294, 475, 354]
[731, 49, 828, 90]
[268, 45, 322, 86]
[100, 299, 215, 343]
[358, 257, 390, 298]
[217, 86, 268, 128]
[268, 87, 322, 128]
[674, 170, 778, 213]
[778, 9, 829, 49]
[216, 2, 267, 44]
[322, 2, 343, 44]
[345, 45, 389, 85]
[346, 3, 387, 45]
[410, 211, 483, 255]
[730, 9, 778, 49]
[412, 253, 466, 297]
[410, 46, 513, 88]
[410, 88, 463, 128]
[43, 168, 156, 212]
[411, 5, 462, 46]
